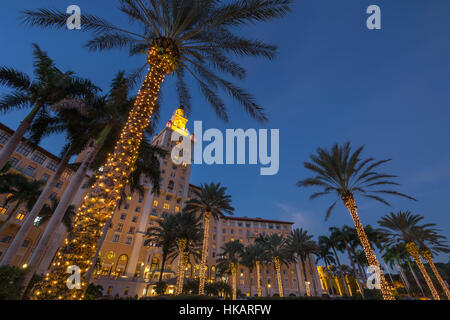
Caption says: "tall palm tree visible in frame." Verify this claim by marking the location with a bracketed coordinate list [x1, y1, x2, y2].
[315, 243, 337, 295]
[256, 234, 289, 297]
[23, 0, 291, 299]
[378, 211, 441, 299]
[239, 243, 267, 297]
[329, 226, 365, 298]
[286, 228, 317, 296]
[0, 44, 97, 170]
[216, 240, 244, 300]
[318, 234, 350, 296]
[185, 182, 234, 295]
[171, 211, 203, 295]
[297, 142, 416, 300]
[0, 174, 44, 235]
[144, 212, 177, 283]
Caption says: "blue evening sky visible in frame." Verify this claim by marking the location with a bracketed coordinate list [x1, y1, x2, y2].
[1, 1, 449, 262]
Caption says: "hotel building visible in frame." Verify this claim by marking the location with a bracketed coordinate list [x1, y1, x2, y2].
[0, 108, 321, 298]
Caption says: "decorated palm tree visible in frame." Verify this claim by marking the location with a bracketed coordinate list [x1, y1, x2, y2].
[23, 0, 291, 299]
[239, 243, 267, 297]
[216, 240, 244, 300]
[315, 243, 337, 295]
[171, 211, 203, 295]
[378, 211, 444, 299]
[256, 234, 289, 297]
[297, 142, 416, 300]
[318, 233, 350, 296]
[185, 182, 234, 295]
[0, 44, 97, 170]
[286, 228, 317, 296]
[0, 174, 44, 235]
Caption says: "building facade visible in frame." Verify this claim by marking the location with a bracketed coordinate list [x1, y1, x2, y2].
[0, 108, 322, 298]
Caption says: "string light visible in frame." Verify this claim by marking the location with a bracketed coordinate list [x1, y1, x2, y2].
[405, 242, 440, 300]
[30, 43, 177, 300]
[342, 194, 395, 300]
[255, 261, 262, 297]
[274, 257, 284, 297]
[198, 214, 210, 295]
[420, 248, 450, 299]
[175, 238, 188, 295]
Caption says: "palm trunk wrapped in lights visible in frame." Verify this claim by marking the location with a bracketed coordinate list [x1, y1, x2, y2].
[274, 257, 284, 297]
[405, 242, 440, 300]
[176, 238, 187, 295]
[30, 44, 177, 300]
[256, 261, 262, 297]
[231, 263, 237, 300]
[198, 212, 210, 295]
[420, 249, 450, 300]
[342, 194, 395, 300]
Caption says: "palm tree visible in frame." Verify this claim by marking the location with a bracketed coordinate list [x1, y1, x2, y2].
[23, 0, 292, 299]
[256, 234, 289, 297]
[144, 212, 177, 283]
[329, 226, 365, 298]
[216, 240, 244, 300]
[34, 198, 76, 232]
[315, 243, 337, 295]
[382, 244, 413, 297]
[378, 211, 441, 299]
[0, 174, 44, 235]
[286, 228, 317, 296]
[297, 142, 416, 300]
[318, 234, 350, 296]
[0, 44, 97, 170]
[240, 243, 267, 297]
[185, 182, 234, 295]
[171, 211, 203, 295]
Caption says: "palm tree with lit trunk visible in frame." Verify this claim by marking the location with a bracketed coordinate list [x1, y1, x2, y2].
[23, 0, 291, 299]
[185, 182, 234, 295]
[240, 243, 267, 297]
[315, 242, 337, 295]
[378, 211, 450, 299]
[256, 234, 289, 297]
[297, 142, 416, 300]
[217, 240, 244, 300]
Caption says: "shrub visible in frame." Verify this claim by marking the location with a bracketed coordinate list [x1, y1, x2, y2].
[155, 281, 168, 295]
[0, 266, 27, 300]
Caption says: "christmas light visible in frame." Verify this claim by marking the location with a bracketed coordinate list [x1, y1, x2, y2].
[420, 248, 450, 299]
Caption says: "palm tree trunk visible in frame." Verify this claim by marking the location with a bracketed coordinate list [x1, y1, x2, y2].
[274, 257, 283, 297]
[199, 212, 210, 295]
[330, 246, 350, 296]
[300, 257, 310, 296]
[0, 201, 21, 236]
[256, 260, 262, 297]
[0, 103, 41, 170]
[343, 243, 365, 299]
[0, 149, 71, 266]
[326, 270, 336, 295]
[397, 264, 411, 298]
[19, 141, 100, 294]
[294, 259, 302, 296]
[420, 250, 450, 299]
[29, 48, 171, 300]
[231, 263, 237, 300]
[85, 218, 112, 284]
[342, 194, 394, 300]
[176, 238, 187, 295]
[407, 259, 425, 297]
[248, 268, 253, 297]
[307, 254, 319, 296]
[405, 242, 440, 300]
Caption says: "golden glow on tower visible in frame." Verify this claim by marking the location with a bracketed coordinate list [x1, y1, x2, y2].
[166, 106, 189, 136]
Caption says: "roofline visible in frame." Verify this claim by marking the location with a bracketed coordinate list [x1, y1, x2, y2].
[223, 216, 294, 225]
[0, 122, 63, 162]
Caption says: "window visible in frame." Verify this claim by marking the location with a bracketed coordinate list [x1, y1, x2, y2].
[40, 174, 50, 182]
[135, 206, 141, 213]
[238, 222, 243, 227]
[124, 204, 129, 210]
[165, 194, 172, 201]
[253, 223, 259, 228]
[55, 181, 63, 189]
[246, 223, 251, 228]
[132, 216, 138, 223]
[268, 224, 273, 229]
[125, 237, 133, 245]
[16, 211, 26, 220]
[112, 234, 120, 242]
[46, 160, 57, 171]
[120, 213, 126, 220]
[163, 203, 170, 210]
[62, 170, 71, 179]
[24, 165, 36, 177]
[229, 221, 235, 226]
[0, 206, 8, 215]
[16, 144, 32, 156]
[48, 192, 57, 200]
[128, 227, 135, 234]
[1, 235, 11, 243]
[0, 131, 10, 144]
[175, 206, 180, 212]
[22, 239, 30, 248]
[31, 152, 46, 165]
[9, 157, 20, 168]
[138, 197, 143, 203]
[151, 209, 157, 216]
[276, 225, 281, 230]
[153, 200, 158, 207]
[222, 228, 226, 233]
[230, 229, 234, 234]
[116, 224, 123, 232]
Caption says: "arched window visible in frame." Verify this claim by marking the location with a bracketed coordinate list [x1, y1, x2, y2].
[150, 257, 160, 271]
[115, 254, 128, 276]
